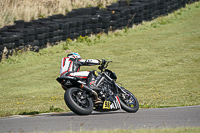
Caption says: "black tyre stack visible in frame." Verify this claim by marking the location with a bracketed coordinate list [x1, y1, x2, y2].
[121, 7, 130, 29]
[28, 21, 46, 49]
[157, 0, 167, 16]
[59, 20, 70, 41]
[117, 1, 129, 29]
[0, 0, 199, 61]
[109, 9, 120, 30]
[130, 2, 144, 24]
[7, 21, 36, 52]
[128, 6, 138, 28]
[52, 20, 67, 42]
[117, 8, 126, 29]
[75, 19, 83, 38]
[166, 0, 174, 14]
[142, 1, 151, 21]
[107, 6, 130, 30]
[172, 0, 179, 12]
[68, 20, 77, 40]
[180, 0, 186, 8]
[41, 21, 57, 46]
[0, 30, 18, 59]
[77, 16, 90, 37]
[97, 11, 111, 34]
[91, 15, 100, 34]
[152, 0, 159, 19]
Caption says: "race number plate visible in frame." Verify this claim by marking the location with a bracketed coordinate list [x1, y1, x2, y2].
[103, 100, 111, 109]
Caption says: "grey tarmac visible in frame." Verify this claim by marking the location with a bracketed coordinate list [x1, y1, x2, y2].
[0, 106, 200, 133]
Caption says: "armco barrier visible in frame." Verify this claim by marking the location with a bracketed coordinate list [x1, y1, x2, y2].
[0, 0, 199, 61]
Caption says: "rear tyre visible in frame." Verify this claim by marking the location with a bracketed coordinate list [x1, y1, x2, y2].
[64, 87, 93, 115]
[118, 88, 139, 113]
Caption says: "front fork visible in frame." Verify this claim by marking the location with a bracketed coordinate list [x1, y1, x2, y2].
[101, 72, 128, 99]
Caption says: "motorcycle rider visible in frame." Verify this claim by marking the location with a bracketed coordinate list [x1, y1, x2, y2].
[60, 52, 103, 79]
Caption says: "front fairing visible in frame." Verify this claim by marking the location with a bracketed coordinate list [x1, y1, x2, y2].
[105, 69, 117, 81]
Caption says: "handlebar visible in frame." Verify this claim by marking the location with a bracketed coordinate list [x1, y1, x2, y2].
[98, 60, 112, 72]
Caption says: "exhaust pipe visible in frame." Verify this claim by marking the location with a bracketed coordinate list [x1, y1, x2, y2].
[80, 84, 102, 103]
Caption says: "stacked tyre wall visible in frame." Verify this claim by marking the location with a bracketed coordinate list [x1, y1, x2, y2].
[0, 0, 199, 61]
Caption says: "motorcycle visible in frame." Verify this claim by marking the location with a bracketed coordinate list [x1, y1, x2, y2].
[56, 60, 139, 115]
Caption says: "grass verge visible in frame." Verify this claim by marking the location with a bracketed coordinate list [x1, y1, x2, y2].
[40, 127, 200, 133]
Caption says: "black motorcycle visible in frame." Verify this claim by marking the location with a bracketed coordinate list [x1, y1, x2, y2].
[56, 60, 139, 115]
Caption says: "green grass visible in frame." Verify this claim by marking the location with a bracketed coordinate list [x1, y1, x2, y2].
[0, 2, 200, 117]
[41, 127, 200, 133]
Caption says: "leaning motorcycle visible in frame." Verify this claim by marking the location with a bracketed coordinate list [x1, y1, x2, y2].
[56, 60, 139, 115]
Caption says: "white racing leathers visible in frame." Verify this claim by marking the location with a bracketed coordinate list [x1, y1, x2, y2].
[60, 57, 100, 78]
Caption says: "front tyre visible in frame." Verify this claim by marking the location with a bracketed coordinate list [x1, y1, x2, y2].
[118, 88, 139, 113]
[64, 87, 93, 115]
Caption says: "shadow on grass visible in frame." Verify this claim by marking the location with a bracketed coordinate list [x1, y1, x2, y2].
[19, 106, 64, 115]
[19, 111, 40, 115]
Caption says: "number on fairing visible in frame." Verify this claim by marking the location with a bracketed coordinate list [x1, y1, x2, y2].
[103, 101, 111, 109]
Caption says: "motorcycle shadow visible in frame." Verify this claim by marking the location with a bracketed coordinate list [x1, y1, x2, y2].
[50, 109, 127, 117]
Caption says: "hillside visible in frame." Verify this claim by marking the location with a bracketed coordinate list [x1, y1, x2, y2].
[0, 1, 200, 117]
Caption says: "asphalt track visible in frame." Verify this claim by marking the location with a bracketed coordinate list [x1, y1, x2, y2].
[0, 106, 200, 133]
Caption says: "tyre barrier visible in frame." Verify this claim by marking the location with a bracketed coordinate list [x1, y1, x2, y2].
[0, 0, 199, 61]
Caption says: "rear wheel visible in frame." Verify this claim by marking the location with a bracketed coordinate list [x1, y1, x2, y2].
[64, 87, 93, 115]
[118, 88, 139, 113]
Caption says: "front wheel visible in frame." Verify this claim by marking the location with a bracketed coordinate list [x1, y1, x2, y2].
[64, 87, 93, 115]
[118, 88, 139, 113]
